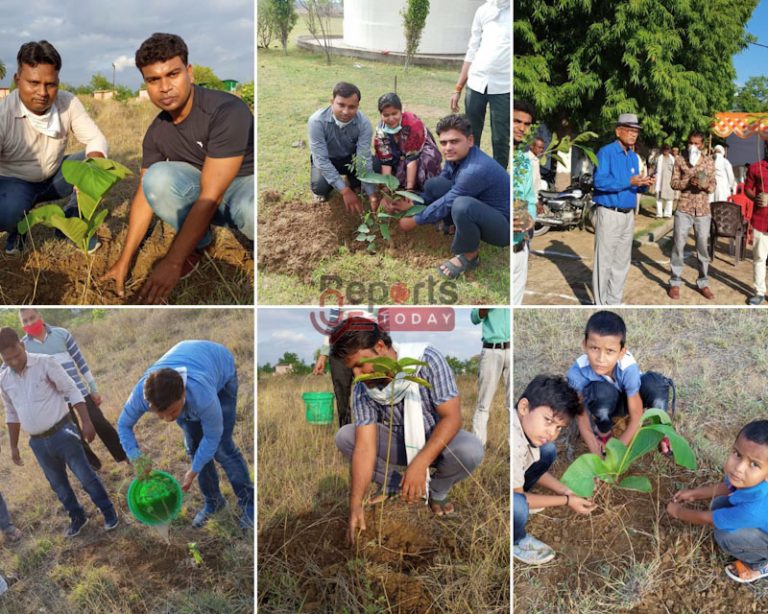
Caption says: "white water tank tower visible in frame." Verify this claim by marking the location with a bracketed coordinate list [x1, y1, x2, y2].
[343, 0, 485, 55]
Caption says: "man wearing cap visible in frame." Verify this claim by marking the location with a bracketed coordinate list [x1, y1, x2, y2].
[592, 113, 654, 305]
[668, 130, 715, 300]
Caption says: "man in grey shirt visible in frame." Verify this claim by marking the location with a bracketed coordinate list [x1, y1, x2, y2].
[307, 82, 378, 214]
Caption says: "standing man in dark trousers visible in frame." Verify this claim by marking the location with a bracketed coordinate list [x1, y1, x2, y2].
[592, 113, 654, 305]
[19, 309, 127, 470]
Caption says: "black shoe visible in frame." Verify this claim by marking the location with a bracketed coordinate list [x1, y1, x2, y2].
[66, 515, 89, 538]
[103, 507, 119, 531]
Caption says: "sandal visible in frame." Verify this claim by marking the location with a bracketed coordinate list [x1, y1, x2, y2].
[725, 560, 768, 583]
[428, 495, 456, 517]
[437, 254, 479, 280]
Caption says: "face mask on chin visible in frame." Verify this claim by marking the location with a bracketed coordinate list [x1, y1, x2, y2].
[333, 116, 353, 129]
[382, 123, 402, 135]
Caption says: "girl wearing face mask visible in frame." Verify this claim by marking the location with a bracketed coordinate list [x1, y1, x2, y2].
[373, 92, 442, 193]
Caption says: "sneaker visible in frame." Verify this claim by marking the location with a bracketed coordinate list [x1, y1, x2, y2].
[4, 232, 25, 256]
[192, 500, 227, 528]
[513, 535, 556, 565]
[87, 236, 102, 255]
[103, 509, 119, 531]
[312, 193, 328, 203]
[66, 515, 89, 538]
[748, 295, 764, 306]
[3, 527, 22, 543]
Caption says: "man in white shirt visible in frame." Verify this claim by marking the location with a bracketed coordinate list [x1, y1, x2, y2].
[0, 41, 108, 255]
[0, 327, 118, 538]
[450, 0, 510, 169]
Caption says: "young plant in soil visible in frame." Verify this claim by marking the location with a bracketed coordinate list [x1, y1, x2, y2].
[19, 157, 132, 254]
[561, 408, 696, 497]
[353, 355, 430, 546]
[348, 159, 426, 253]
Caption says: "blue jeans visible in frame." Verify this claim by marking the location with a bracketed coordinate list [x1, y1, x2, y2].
[28, 419, 115, 521]
[711, 495, 768, 568]
[513, 442, 556, 544]
[142, 161, 254, 246]
[0, 152, 84, 232]
[422, 176, 510, 254]
[179, 375, 254, 523]
[0, 492, 15, 532]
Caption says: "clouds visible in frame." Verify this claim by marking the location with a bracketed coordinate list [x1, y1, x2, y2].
[0, 0, 253, 88]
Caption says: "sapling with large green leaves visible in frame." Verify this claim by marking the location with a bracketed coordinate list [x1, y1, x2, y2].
[353, 354, 430, 545]
[19, 157, 132, 254]
[348, 157, 425, 253]
[561, 408, 696, 497]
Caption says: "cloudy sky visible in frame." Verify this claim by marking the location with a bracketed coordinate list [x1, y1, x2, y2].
[257, 308, 509, 366]
[0, 0, 253, 89]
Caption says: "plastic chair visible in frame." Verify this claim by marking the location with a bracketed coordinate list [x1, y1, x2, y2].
[709, 201, 747, 265]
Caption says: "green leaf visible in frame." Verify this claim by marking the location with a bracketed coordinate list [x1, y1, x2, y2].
[401, 204, 426, 217]
[359, 357, 400, 373]
[356, 233, 369, 241]
[644, 424, 697, 470]
[49, 216, 89, 248]
[61, 159, 120, 203]
[83, 156, 133, 179]
[403, 376, 431, 388]
[618, 476, 652, 492]
[353, 373, 389, 384]
[376, 212, 395, 219]
[394, 190, 425, 203]
[622, 428, 665, 472]
[17, 204, 66, 234]
[641, 408, 672, 425]
[366, 242, 376, 253]
[561, 453, 610, 497]
[86, 208, 109, 239]
[357, 224, 369, 233]
[358, 171, 400, 192]
[379, 223, 391, 241]
[76, 189, 100, 222]
[396, 358, 428, 369]
[603, 437, 628, 472]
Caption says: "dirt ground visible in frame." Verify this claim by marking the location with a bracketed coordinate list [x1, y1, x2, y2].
[514, 444, 768, 613]
[257, 193, 457, 282]
[0, 214, 253, 305]
[524, 205, 758, 306]
[259, 500, 468, 613]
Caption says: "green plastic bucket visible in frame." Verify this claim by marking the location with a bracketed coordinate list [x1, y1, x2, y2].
[126, 470, 183, 526]
[302, 392, 334, 425]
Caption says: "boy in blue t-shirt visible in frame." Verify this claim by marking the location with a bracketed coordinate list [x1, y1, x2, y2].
[567, 311, 674, 456]
[668, 420, 768, 583]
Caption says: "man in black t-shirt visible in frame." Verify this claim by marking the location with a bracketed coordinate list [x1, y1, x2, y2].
[102, 33, 253, 304]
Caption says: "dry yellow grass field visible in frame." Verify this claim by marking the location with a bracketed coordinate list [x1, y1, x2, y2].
[0, 308, 254, 613]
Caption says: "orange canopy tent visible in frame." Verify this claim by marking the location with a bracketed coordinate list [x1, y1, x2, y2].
[712, 112, 768, 139]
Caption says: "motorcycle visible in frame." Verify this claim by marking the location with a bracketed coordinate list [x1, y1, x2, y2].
[533, 173, 595, 237]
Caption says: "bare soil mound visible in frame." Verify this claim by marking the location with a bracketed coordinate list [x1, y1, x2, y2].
[259, 501, 465, 613]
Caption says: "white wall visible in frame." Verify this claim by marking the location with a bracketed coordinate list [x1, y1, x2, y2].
[343, 0, 485, 55]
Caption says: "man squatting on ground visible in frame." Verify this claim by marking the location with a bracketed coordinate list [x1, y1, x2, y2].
[0, 327, 118, 538]
[668, 420, 768, 584]
[331, 317, 484, 543]
[20, 308, 127, 470]
[308, 81, 379, 214]
[117, 340, 254, 529]
[103, 33, 254, 304]
[513, 375, 596, 565]
[387, 114, 510, 280]
[0, 40, 106, 255]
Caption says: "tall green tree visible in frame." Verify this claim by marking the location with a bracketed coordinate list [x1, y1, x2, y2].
[192, 65, 225, 91]
[733, 76, 768, 113]
[402, 0, 430, 70]
[89, 72, 112, 91]
[269, 0, 298, 55]
[0, 59, 6, 81]
[514, 0, 759, 145]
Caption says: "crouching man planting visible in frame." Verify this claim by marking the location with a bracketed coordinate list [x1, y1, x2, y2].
[332, 317, 484, 544]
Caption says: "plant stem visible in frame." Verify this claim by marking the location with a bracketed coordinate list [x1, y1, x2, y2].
[379, 380, 395, 547]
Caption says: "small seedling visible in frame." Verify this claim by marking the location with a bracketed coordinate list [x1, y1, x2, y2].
[187, 542, 203, 566]
[134, 455, 154, 480]
[561, 408, 696, 497]
[19, 157, 132, 254]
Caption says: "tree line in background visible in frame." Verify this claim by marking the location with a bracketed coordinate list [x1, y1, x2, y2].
[514, 0, 760, 145]
[258, 352, 481, 376]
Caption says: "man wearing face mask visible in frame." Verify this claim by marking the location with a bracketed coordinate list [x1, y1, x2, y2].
[450, 0, 510, 169]
[331, 317, 484, 544]
[668, 131, 716, 300]
[19, 309, 126, 471]
[117, 340, 254, 530]
[0, 40, 107, 256]
[308, 81, 378, 214]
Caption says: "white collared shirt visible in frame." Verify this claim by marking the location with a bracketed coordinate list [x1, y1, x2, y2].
[464, 4, 511, 95]
[0, 353, 85, 435]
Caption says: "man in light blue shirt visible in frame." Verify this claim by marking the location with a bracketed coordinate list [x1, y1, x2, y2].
[308, 81, 378, 213]
[117, 340, 253, 529]
[592, 113, 654, 305]
[470, 308, 509, 446]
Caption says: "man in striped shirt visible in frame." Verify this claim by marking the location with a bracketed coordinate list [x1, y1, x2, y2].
[19, 309, 126, 470]
[332, 318, 484, 544]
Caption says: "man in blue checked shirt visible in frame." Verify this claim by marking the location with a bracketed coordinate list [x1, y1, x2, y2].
[331, 317, 484, 544]
[117, 340, 253, 529]
[592, 113, 654, 305]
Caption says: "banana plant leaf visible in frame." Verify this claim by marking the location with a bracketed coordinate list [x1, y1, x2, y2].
[75, 189, 100, 222]
[643, 424, 697, 470]
[17, 204, 66, 234]
[603, 437, 628, 472]
[618, 476, 652, 492]
[61, 160, 120, 204]
[561, 453, 610, 497]
[49, 215, 89, 247]
[621, 428, 666, 473]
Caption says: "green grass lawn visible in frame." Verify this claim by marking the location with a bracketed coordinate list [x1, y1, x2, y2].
[257, 27, 509, 305]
